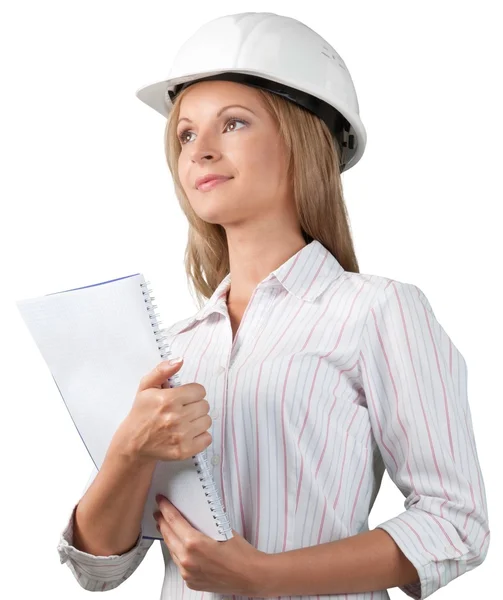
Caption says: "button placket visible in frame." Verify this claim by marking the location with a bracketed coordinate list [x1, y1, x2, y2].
[210, 366, 226, 421]
[227, 284, 278, 369]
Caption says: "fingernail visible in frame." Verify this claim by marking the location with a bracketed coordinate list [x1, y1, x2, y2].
[167, 357, 183, 365]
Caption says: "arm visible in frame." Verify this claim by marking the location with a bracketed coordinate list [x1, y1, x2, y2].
[260, 526, 419, 597]
[358, 280, 490, 598]
[57, 420, 157, 590]
[261, 280, 490, 600]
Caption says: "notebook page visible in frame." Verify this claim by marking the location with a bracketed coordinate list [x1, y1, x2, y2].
[16, 273, 231, 541]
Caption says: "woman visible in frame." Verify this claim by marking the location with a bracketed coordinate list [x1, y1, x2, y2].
[57, 12, 490, 599]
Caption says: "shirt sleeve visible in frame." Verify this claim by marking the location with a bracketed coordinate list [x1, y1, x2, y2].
[358, 280, 490, 600]
[56, 466, 155, 591]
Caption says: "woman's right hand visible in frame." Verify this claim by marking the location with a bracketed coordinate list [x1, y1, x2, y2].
[112, 358, 213, 463]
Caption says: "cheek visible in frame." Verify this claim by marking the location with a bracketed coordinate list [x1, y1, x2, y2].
[238, 142, 283, 181]
[177, 153, 186, 177]
[177, 157, 192, 190]
[246, 147, 287, 195]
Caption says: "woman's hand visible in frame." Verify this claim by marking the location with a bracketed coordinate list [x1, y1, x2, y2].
[154, 494, 269, 596]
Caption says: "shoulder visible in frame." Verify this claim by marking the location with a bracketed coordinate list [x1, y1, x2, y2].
[341, 271, 434, 318]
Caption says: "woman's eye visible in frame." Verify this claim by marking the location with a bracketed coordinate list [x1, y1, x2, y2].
[224, 117, 247, 133]
[178, 118, 247, 145]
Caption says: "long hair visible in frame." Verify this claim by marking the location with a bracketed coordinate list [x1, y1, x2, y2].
[164, 84, 360, 310]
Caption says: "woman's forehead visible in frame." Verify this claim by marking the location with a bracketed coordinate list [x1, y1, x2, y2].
[178, 80, 263, 113]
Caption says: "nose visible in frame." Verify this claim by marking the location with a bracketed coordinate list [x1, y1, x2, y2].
[190, 146, 222, 164]
[192, 151, 217, 162]
[188, 130, 222, 164]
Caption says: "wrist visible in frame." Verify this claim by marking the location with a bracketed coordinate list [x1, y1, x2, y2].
[109, 419, 155, 469]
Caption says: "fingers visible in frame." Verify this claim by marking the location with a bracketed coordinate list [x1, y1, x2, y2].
[138, 358, 184, 392]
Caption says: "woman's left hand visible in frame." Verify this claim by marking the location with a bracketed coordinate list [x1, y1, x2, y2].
[154, 494, 269, 596]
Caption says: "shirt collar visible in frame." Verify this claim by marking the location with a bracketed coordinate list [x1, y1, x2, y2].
[169, 239, 345, 333]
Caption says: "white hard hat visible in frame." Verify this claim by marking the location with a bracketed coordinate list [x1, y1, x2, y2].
[136, 12, 367, 173]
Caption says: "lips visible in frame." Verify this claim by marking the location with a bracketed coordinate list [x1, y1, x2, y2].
[196, 174, 232, 189]
[197, 178, 232, 192]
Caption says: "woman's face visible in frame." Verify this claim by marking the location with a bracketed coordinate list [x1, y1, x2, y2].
[176, 80, 292, 230]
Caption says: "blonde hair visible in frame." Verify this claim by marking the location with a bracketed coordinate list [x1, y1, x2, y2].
[164, 84, 360, 310]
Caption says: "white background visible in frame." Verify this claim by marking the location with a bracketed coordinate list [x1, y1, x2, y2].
[1, 1, 500, 598]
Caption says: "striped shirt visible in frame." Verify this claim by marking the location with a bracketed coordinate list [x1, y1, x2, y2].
[57, 239, 490, 599]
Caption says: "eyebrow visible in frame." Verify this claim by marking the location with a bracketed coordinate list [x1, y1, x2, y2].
[177, 104, 256, 126]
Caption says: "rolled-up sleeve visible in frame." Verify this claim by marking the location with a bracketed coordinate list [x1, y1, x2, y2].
[358, 280, 490, 600]
[56, 467, 154, 591]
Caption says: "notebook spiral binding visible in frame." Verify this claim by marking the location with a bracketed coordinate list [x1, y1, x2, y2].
[140, 280, 233, 539]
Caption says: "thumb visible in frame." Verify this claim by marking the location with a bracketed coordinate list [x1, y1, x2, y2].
[161, 356, 184, 388]
[138, 357, 184, 392]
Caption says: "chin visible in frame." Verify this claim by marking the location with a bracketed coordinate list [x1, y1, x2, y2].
[195, 204, 241, 225]
[191, 206, 226, 224]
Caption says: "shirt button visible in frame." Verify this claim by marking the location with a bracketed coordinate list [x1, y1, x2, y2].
[210, 407, 219, 419]
[217, 366, 226, 375]
[211, 454, 220, 466]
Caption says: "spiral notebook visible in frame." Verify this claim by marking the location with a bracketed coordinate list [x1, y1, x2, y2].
[15, 273, 233, 542]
